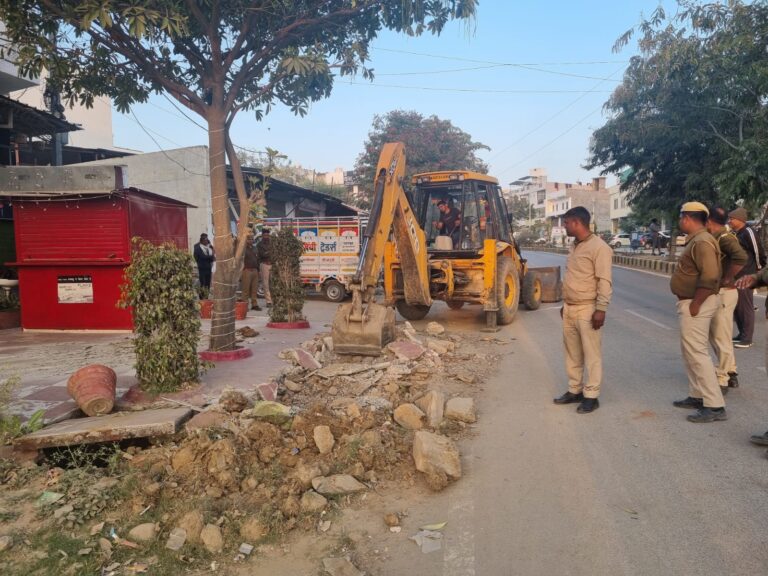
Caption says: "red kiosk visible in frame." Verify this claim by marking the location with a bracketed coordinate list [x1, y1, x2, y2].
[7, 171, 191, 330]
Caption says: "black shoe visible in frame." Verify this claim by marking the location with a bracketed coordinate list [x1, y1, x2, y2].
[673, 397, 704, 409]
[720, 386, 729, 396]
[732, 334, 743, 343]
[734, 340, 753, 348]
[251, 305, 262, 311]
[553, 391, 583, 405]
[749, 431, 768, 446]
[577, 398, 599, 414]
[687, 407, 727, 423]
[727, 372, 739, 388]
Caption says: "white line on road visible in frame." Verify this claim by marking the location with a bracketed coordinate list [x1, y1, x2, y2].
[625, 309, 672, 331]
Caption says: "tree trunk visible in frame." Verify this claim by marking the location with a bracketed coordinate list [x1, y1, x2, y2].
[207, 109, 238, 351]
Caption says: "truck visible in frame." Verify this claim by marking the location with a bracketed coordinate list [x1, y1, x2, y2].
[264, 216, 367, 302]
[331, 142, 561, 356]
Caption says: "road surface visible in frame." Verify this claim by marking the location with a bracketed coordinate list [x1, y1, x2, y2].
[368, 251, 768, 576]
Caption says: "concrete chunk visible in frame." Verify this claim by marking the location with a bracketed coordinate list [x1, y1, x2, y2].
[311, 474, 366, 495]
[415, 390, 445, 428]
[15, 408, 192, 450]
[445, 397, 477, 423]
[412, 431, 462, 487]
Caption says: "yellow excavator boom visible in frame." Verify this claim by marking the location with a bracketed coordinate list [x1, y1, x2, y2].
[332, 142, 431, 355]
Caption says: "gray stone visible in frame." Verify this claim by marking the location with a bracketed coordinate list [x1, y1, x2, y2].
[239, 543, 254, 556]
[313, 425, 335, 455]
[200, 524, 224, 554]
[445, 397, 477, 423]
[165, 527, 187, 551]
[322, 556, 364, 576]
[394, 403, 425, 430]
[415, 390, 445, 428]
[412, 431, 462, 484]
[311, 474, 366, 495]
[300, 490, 328, 513]
[425, 321, 445, 336]
[17, 408, 192, 450]
[128, 522, 157, 543]
[293, 348, 322, 370]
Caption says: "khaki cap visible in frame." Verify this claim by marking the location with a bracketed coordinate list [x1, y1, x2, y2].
[681, 201, 709, 215]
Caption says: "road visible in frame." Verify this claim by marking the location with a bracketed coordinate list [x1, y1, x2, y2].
[365, 251, 768, 576]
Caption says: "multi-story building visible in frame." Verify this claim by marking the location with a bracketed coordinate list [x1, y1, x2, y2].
[608, 181, 631, 233]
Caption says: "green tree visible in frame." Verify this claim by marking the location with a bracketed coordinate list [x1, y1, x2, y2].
[0, 1, 477, 351]
[355, 110, 490, 204]
[586, 1, 768, 229]
[505, 195, 531, 225]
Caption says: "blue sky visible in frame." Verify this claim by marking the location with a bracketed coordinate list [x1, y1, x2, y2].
[113, 1, 669, 186]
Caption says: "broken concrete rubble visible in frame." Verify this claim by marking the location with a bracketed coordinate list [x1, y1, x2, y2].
[445, 397, 477, 423]
[387, 340, 426, 361]
[128, 523, 157, 543]
[241, 401, 292, 426]
[426, 321, 445, 336]
[415, 390, 445, 428]
[313, 425, 335, 454]
[412, 431, 462, 491]
[311, 474, 366, 495]
[293, 348, 322, 371]
[393, 403, 425, 430]
[300, 490, 328, 513]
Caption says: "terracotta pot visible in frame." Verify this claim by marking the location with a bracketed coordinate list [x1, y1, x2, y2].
[199, 299, 214, 319]
[67, 364, 117, 417]
[0, 310, 21, 330]
[235, 301, 248, 321]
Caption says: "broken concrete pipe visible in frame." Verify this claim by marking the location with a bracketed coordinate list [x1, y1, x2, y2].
[66, 364, 117, 417]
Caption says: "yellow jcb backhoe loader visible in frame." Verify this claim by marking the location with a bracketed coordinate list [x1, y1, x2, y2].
[332, 142, 558, 356]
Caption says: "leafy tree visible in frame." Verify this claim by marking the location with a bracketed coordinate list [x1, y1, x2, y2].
[586, 1, 768, 239]
[0, 1, 477, 351]
[355, 110, 490, 204]
[505, 195, 531, 225]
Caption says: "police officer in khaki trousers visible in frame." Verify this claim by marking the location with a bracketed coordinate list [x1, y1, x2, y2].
[553, 206, 613, 414]
[671, 202, 725, 423]
[706, 207, 746, 394]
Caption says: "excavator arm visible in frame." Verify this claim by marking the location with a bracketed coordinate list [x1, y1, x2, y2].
[332, 142, 431, 355]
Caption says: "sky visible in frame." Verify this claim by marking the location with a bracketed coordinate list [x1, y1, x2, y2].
[112, 1, 671, 187]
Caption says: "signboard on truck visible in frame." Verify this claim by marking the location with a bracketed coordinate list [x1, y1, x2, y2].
[263, 216, 367, 302]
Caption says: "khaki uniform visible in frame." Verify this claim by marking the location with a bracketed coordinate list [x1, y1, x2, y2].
[670, 228, 723, 408]
[240, 244, 260, 305]
[562, 234, 613, 399]
[709, 230, 747, 386]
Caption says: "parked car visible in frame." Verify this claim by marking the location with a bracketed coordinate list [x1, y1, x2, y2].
[640, 231, 670, 249]
[533, 237, 548, 245]
[609, 233, 631, 249]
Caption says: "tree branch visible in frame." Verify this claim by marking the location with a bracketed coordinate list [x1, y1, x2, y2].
[706, 119, 742, 151]
[225, 130, 251, 263]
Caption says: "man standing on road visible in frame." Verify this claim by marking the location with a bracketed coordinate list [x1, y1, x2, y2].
[735, 267, 768, 453]
[707, 207, 746, 393]
[553, 206, 613, 414]
[729, 207, 763, 348]
[256, 228, 273, 307]
[649, 218, 662, 256]
[671, 202, 725, 423]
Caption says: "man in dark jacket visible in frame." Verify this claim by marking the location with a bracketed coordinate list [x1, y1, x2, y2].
[193, 233, 215, 298]
[241, 234, 261, 310]
[729, 207, 763, 348]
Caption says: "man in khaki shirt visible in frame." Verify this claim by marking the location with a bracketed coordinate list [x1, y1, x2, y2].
[670, 202, 725, 423]
[706, 207, 746, 392]
[553, 206, 613, 414]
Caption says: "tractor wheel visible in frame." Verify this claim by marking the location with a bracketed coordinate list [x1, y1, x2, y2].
[496, 256, 520, 325]
[446, 300, 465, 310]
[522, 273, 542, 310]
[324, 280, 346, 303]
[395, 300, 431, 321]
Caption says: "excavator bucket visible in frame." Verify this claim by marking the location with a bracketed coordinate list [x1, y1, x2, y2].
[332, 302, 396, 356]
[528, 266, 563, 302]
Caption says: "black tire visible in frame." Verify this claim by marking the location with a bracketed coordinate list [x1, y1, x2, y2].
[522, 273, 542, 310]
[496, 256, 520, 325]
[396, 300, 431, 321]
[446, 300, 465, 310]
[324, 280, 346, 303]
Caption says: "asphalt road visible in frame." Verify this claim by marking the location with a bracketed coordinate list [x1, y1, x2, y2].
[375, 251, 768, 576]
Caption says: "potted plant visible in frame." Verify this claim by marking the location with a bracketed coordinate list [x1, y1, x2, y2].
[267, 228, 309, 328]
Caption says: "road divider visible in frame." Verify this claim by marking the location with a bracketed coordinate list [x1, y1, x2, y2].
[524, 246, 678, 276]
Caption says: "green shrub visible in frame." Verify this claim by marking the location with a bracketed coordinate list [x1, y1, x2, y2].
[268, 228, 305, 323]
[119, 238, 202, 393]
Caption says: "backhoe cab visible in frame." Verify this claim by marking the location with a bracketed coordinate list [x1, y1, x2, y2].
[331, 142, 555, 356]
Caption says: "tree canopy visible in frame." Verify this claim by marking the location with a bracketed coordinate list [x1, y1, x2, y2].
[0, 1, 477, 350]
[354, 109, 490, 205]
[586, 0, 768, 221]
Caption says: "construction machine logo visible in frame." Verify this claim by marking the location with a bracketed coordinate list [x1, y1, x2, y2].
[406, 214, 420, 254]
[388, 154, 399, 177]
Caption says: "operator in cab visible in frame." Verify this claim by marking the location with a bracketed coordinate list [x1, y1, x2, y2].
[434, 199, 461, 248]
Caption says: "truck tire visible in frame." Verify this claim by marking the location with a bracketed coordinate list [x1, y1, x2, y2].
[446, 300, 465, 310]
[324, 280, 346, 303]
[396, 300, 431, 321]
[496, 256, 520, 325]
[522, 273, 542, 310]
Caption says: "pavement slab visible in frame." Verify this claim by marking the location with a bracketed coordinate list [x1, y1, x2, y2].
[15, 407, 192, 450]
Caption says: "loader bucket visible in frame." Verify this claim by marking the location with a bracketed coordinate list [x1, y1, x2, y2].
[332, 302, 396, 356]
[528, 266, 563, 303]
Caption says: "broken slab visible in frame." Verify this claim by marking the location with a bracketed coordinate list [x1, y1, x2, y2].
[316, 362, 390, 379]
[445, 397, 477, 423]
[387, 340, 425, 361]
[15, 408, 192, 450]
[415, 390, 446, 428]
[293, 348, 322, 371]
[312, 474, 366, 495]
